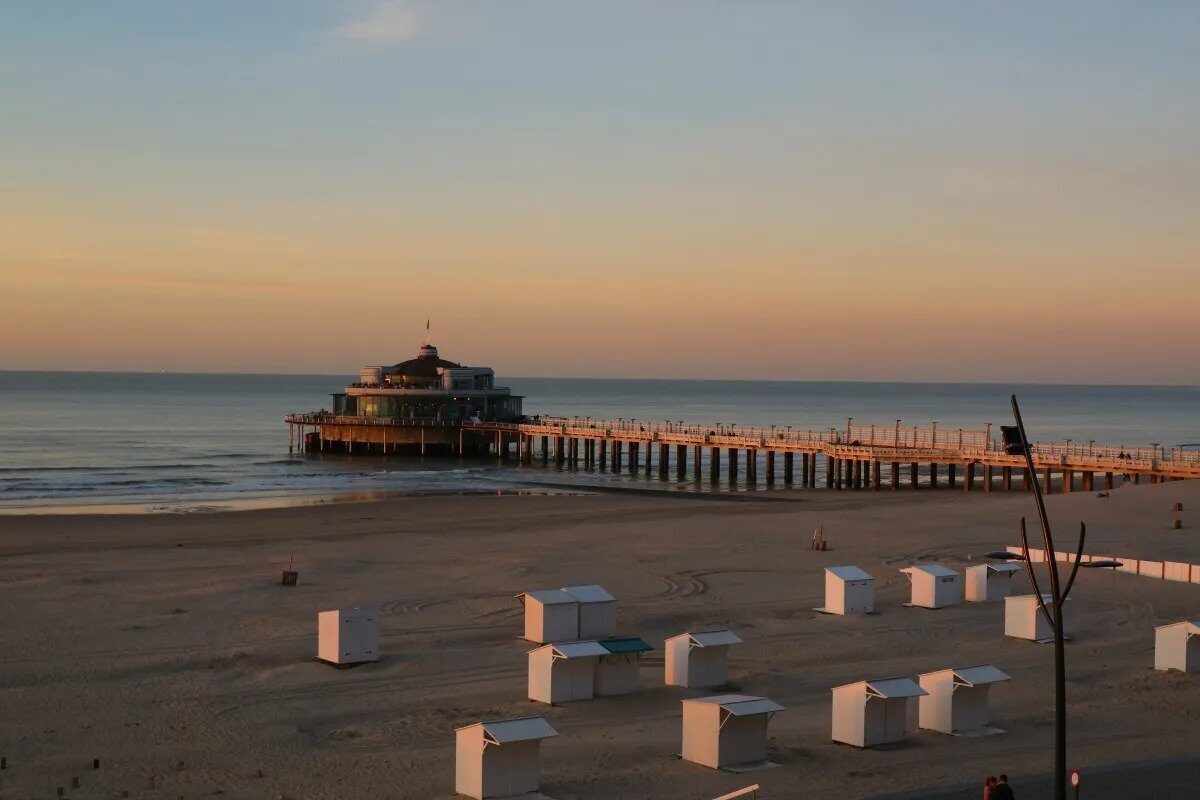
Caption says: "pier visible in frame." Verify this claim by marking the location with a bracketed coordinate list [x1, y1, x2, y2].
[284, 414, 1200, 491]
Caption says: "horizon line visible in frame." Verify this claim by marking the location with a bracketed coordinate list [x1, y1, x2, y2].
[0, 368, 1196, 390]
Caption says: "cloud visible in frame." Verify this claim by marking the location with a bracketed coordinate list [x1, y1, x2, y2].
[333, 1, 421, 48]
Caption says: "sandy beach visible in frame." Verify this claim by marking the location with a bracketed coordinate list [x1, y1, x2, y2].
[1, 480, 1197, 800]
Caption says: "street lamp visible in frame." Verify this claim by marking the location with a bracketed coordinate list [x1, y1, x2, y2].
[992, 395, 1123, 800]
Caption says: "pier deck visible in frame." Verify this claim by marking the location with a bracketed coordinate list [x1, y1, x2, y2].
[284, 414, 1200, 490]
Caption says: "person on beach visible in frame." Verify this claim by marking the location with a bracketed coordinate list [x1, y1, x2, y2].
[990, 774, 1015, 800]
[983, 775, 997, 799]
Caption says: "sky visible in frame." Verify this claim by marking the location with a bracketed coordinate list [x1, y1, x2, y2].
[1, 1, 1198, 382]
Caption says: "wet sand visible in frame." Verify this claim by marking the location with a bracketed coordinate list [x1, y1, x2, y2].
[0, 480, 1197, 799]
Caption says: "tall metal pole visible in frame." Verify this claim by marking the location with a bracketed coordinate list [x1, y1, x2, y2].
[1011, 395, 1067, 800]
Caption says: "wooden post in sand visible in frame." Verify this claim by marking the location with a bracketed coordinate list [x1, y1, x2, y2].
[710, 446, 720, 482]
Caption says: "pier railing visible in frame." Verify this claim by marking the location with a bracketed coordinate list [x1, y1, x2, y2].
[284, 412, 1200, 477]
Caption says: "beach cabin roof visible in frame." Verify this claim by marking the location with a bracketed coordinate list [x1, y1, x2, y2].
[598, 636, 653, 654]
[943, 665, 1010, 687]
[540, 640, 609, 659]
[1155, 620, 1200, 635]
[456, 717, 558, 744]
[519, 589, 577, 605]
[901, 564, 959, 579]
[687, 694, 785, 716]
[562, 584, 615, 603]
[685, 630, 743, 647]
[827, 566, 873, 582]
[835, 677, 927, 699]
[982, 563, 1022, 575]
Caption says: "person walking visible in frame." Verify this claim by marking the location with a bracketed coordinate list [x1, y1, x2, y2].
[990, 774, 1015, 800]
[983, 775, 997, 800]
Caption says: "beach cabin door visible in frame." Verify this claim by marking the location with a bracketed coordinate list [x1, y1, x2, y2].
[482, 740, 538, 798]
[718, 714, 767, 767]
[567, 659, 593, 700]
[883, 697, 908, 742]
[951, 686, 988, 732]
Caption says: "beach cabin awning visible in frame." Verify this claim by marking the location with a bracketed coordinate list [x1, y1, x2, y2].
[857, 677, 927, 699]
[460, 717, 558, 745]
[690, 694, 785, 717]
[1156, 620, 1200, 636]
[687, 630, 743, 648]
[948, 665, 1010, 687]
[901, 564, 959, 579]
[562, 584, 615, 603]
[598, 636, 653, 654]
[517, 589, 577, 605]
[547, 641, 609, 659]
[827, 566, 873, 582]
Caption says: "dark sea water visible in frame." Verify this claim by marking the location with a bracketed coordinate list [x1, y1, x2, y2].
[0, 371, 1197, 513]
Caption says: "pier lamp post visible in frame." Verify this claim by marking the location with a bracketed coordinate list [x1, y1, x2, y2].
[988, 395, 1124, 800]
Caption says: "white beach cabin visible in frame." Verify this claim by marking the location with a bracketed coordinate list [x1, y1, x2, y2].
[518, 589, 579, 644]
[1004, 594, 1061, 643]
[681, 694, 785, 770]
[900, 564, 963, 609]
[917, 665, 1010, 735]
[562, 584, 617, 639]
[528, 640, 609, 704]
[665, 629, 743, 688]
[594, 636, 653, 697]
[831, 677, 927, 748]
[317, 607, 380, 666]
[816, 566, 875, 615]
[455, 716, 557, 800]
[1155, 620, 1200, 673]
[965, 563, 1022, 602]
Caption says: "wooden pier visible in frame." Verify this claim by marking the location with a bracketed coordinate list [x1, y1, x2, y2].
[284, 413, 1200, 491]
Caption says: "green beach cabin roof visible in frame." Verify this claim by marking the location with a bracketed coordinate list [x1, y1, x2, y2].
[598, 636, 653, 654]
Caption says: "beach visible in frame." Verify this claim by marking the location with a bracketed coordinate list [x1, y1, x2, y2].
[1, 480, 1197, 800]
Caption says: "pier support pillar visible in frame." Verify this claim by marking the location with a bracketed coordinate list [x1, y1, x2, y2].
[984, 465, 994, 492]
[628, 442, 639, 475]
[910, 462, 919, 489]
[598, 439, 607, 470]
[891, 461, 900, 490]
[1134, 473, 1141, 484]
[947, 463, 957, 489]
[693, 445, 702, 481]
[1042, 466, 1053, 493]
[1002, 466, 1013, 490]
[827, 456, 836, 489]
[660, 444, 670, 479]
[728, 448, 739, 484]
[964, 462, 975, 491]
[765, 451, 775, 485]
[677, 445, 687, 480]
[747, 450, 758, 486]
[784, 452, 794, 484]
[645, 443, 653, 477]
[929, 462, 938, 489]
[1105, 472, 1114, 490]
[863, 459, 871, 488]
[710, 447, 721, 482]
[808, 453, 817, 487]
[554, 436, 564, 466]
[1082, 471, 1093, 491]
[1063, 469, 1074, 493]
[612, 440, 622, 471]
[872, 460, 881, 490]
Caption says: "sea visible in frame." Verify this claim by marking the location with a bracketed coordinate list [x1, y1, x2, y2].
[0, 371, 1197, 513]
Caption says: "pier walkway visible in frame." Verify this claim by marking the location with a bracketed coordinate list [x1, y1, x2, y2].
[284, 413, 1200, 492]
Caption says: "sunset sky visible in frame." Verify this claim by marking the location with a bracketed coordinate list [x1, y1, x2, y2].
[2, 1, 1197, 382]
